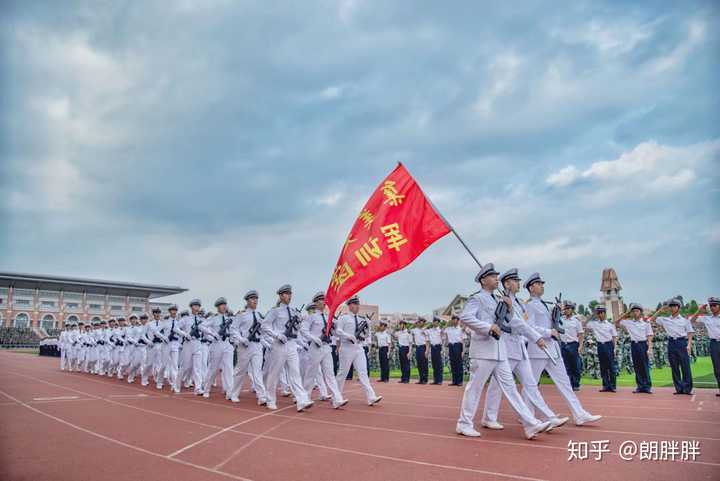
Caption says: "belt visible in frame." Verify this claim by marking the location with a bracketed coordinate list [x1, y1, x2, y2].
[153, 339, 163, 344]
[201, 339, 212, 344]
[631, 340, 648, 343]
[669, 336, 687, 341]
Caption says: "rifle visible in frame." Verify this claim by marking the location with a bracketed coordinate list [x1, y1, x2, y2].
[218, 315, 232, 341]
[492, 289, 513, 340]
[550, 293, 565, 338]
[355, 318, 369, 342]
[247, 312, 262, 342]
[189, 316, 201, 339]
[283, 304, 304, 339]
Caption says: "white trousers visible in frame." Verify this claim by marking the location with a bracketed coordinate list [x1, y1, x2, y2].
[336, 343, 376, 403]
[179, 342, 194, 385]
[164, 341, 182, 390]
[146, 342, 165, 384]
[179, 340, 205, 391]
[230, 342, 267, 401]
[302, 343, 343, 402]
[457, 358, 541, 430]
[127, 345, 146, 381]
[60, 346, 67, 370]
[264, 340, 309, 406]
[524, 356, 590, 421]
[483, 357, 557, 423]
[203, 340, 234, 395]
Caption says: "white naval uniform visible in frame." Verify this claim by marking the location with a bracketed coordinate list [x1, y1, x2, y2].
[228, 308, 268, 403]
[127, 324, 149, 382]
[145, 318, 168, 386]
[179, 314, 207, 393]
[300, 312, 344, 405]
[117, 326, 132, 378]
[201, 313, 235, 396]
[524, 297, 592, 422]
[483, 295, 559, 423]
[261, 304, 311, 408]
[161, 316, 189, 392]
[457, 290, 542, 431]
[67, 329, 79, 370]
[177, 315, 195, 388]
[59, 330, 68, 370]
[335, 313, 379, 403]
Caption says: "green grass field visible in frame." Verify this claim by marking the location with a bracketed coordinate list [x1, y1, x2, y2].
[369, 356, 718, 389]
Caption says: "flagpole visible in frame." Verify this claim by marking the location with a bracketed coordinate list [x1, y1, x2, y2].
[427, 198, 483, 269]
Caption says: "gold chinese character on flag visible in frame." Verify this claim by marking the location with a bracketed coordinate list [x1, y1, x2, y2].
[354, 237, 383, 267]
[381, 223, 408, 251]
[381, 180, 405, 206]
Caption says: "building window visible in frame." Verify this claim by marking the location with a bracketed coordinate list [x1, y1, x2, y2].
[41, 315, 55, 330]
[66, 315, 79, 324]
[65, 302, 80, 309]
[41, 300, 56, 308]
[91, 316, 102, 323]
[131, 306, 143, 312]
[110, 305, 123, 312]
[14, 313, 30, 328]
[89, 303, 102, 310]
[14, 299, 31, 306]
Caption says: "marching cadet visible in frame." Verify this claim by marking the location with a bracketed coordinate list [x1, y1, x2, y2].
[107, 318, 120, 377]
[650, 299, 694, 395]
[427, 317, 444, 385]
[145, 307, 169, 388]
[482, 268, 569, 432]
[394, 320, 412, 383]
[59, 325, 69, 371]
[89, 321, 101, 374]
[456, 263, 551, 439]
[117, 317, 132, 380]
[178, 309, 194, 389]
[179, 300, 206, 395]
[374, 321, 392, 382]
[299, 291, 348, 408]
[97, 320, 110, 376]
[261, 285, 314, 412]
[228, 290, 269, 406]
[444, 315, 466, 386]
[75, 322, 87, 371]
[585, 305, 618, 392]
[614, 303, 653, 393]
[127, 314, 150, 384]
[411, 318, 429, 384]
[200, 297, 235, 399]
[689, 297, 720, 395]
[67, 323, 79, 371]
[162, 304, 190, 393]
[559, 302, 584, 391]
[335, 295, 383, 406]
[81, 323, 96, 373]
[523, 272, 602, 426]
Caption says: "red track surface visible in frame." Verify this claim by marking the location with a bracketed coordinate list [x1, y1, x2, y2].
[1, 350, 718, 481]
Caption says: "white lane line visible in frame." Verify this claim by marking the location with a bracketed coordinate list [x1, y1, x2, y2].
[0, 388, 253, 481]
[258, 433, 549, 481]
[167, 403, 299, 459]
[108, 394, 152, 398]
[213, 418, 296, 470]
[33, 396, 79, 401]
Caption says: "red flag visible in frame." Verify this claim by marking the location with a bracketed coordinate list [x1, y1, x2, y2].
[324, 162, 451, 333]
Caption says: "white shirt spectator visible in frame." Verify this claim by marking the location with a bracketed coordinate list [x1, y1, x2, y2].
[426, 326, 443, 345]
[656, 315, 694, 339]
[375, 331, 391, 348]
[585, 320, 617, 343]
[619, 319, 653, 342]
[444, 325, 466, 344]
[696, 315, 720, 340]
[394, 330, 413, 347]
[559, 316, 584, 343]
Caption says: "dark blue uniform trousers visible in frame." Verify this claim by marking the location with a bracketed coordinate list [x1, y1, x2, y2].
[668, 337, 693, 394]
[561, 341, 582, 389]
[596, 341, 616, 390]
[630, 340, 652, 392]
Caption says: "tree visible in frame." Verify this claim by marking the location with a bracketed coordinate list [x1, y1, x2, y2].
[578, 304, 586, 316]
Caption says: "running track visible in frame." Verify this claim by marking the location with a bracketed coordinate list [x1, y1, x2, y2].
[0, 351, 718, 481]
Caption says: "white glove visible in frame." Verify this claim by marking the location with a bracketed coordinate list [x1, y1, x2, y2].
[277, 334, 288, 344]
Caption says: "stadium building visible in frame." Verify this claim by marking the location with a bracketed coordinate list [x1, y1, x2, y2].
[0, 272, 187, 330]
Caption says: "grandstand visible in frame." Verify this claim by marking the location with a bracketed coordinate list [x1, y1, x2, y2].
[0, 327, 41, 348]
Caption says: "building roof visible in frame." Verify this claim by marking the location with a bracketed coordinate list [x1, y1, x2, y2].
[0, 272, 187, 299]
[600, 268, 622, 292]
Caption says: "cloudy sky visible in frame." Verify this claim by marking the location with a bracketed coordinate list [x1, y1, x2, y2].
[1, 0, 718, 314]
